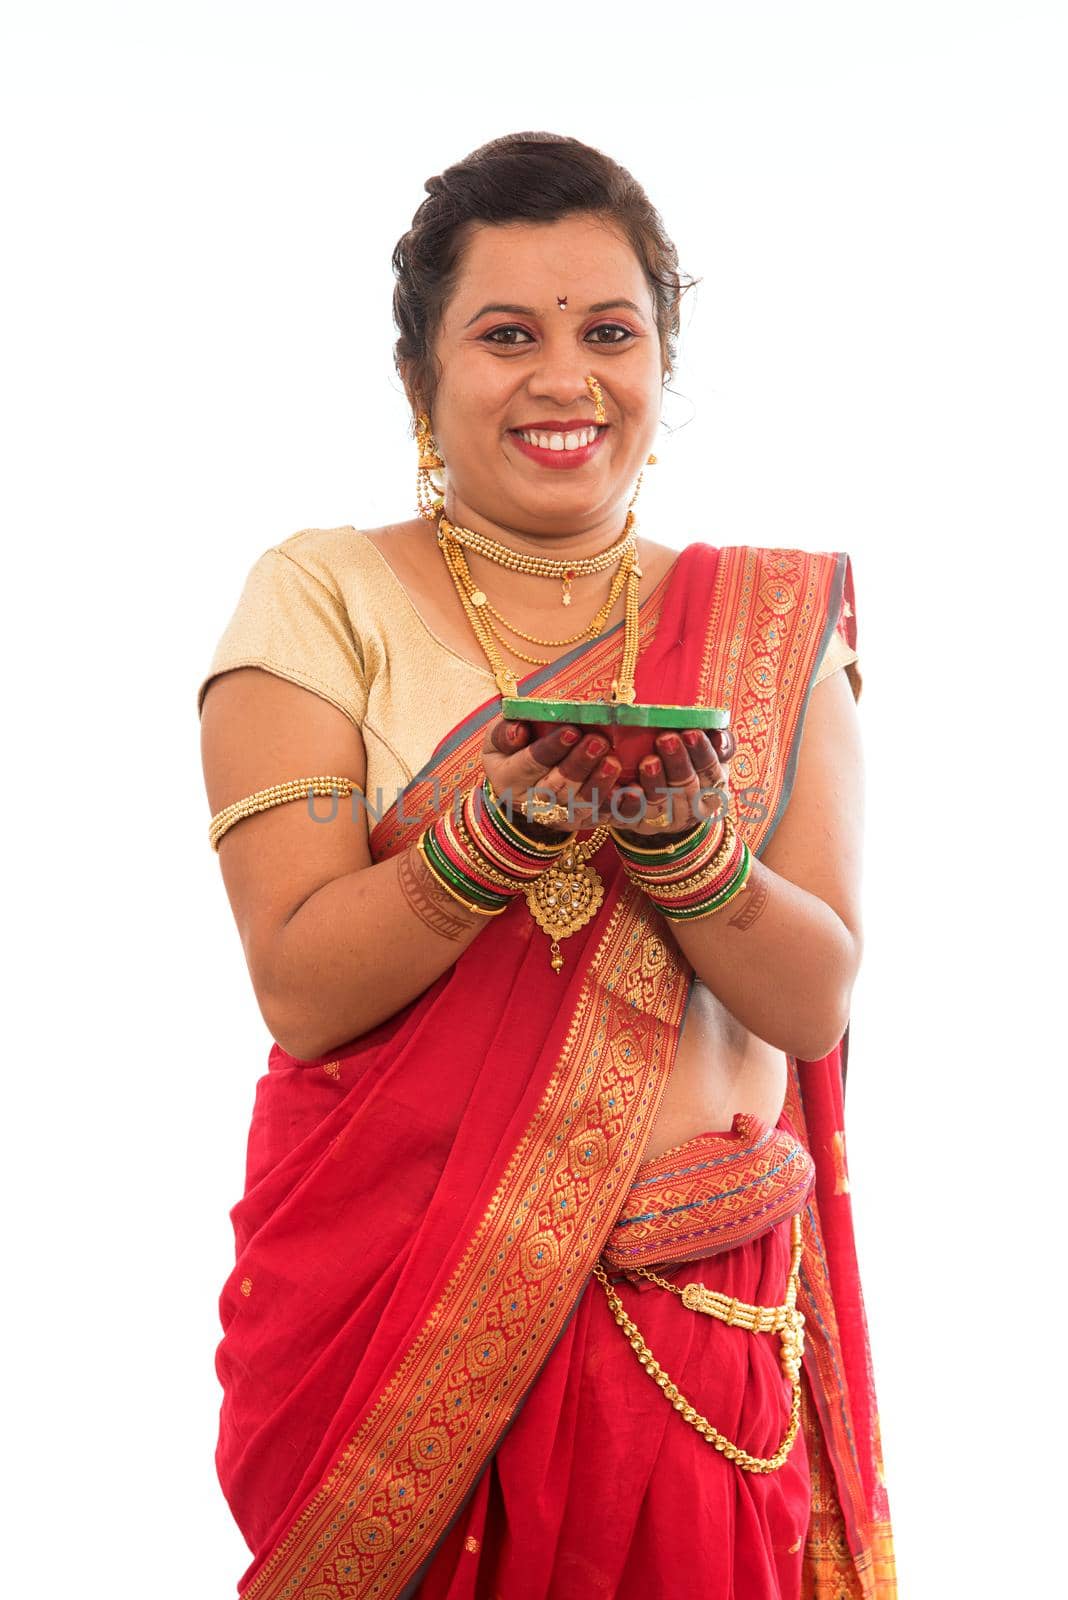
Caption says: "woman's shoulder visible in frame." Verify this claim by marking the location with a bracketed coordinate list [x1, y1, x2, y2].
[273, 519, 430, 582]
[268, 523, 378, 581]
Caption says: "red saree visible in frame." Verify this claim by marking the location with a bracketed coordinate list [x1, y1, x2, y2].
[215, 542, 897, 1599]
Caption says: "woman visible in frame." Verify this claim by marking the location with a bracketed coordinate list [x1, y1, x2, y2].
[198, 133, 896, 1599]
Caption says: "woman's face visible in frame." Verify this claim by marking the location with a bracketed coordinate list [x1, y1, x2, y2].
[423, 213, 665, 540]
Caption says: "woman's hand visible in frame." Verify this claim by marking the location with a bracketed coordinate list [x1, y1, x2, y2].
[481, 716, 624, 837]
[610, 727, 736, 842]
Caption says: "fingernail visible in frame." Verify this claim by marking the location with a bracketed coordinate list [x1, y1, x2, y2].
[561, 729, 580, 746]
[659, 734, 680, 754]
[586, 736, 608, 757]
[682, 730, 701, 749]
[599, 757, 620, 779]
[641, 757, 662, 777]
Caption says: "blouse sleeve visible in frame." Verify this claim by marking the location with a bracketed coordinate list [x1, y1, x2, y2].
[811, 562, 862, 702]
[196, 544, 368, 728]
[812, 627, 858, 686]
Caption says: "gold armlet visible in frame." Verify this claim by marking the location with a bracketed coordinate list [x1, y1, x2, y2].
[208, 776, 364, 852]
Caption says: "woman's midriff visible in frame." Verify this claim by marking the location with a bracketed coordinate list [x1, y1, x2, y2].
[638, 974, 789, 1163]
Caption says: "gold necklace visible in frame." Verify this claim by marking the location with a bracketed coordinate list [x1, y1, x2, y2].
[440, 510, 637, 605]
[439, 522, 639, 670]
[436, 512, 642, 704]
[438, 510, 645, 971]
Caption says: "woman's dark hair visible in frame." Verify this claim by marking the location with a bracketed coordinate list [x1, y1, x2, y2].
[392, 132, 695, 419]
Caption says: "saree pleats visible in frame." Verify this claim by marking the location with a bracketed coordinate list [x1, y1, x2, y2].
[415, 1213, 811, 1600]
[215, 542, 897, 1599]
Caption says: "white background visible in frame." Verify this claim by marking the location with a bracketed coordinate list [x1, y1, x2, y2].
[3, 2, 1064, 1594]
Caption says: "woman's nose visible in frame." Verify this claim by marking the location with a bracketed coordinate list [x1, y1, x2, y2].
[526, 350, 594, 408]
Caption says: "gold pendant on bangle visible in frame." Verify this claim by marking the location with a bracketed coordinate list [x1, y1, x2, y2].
[525, 840, 605, 974]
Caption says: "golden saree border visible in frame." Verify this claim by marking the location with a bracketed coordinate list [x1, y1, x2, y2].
[785, 1059, 898, 1598]
[705, 546, 896, 1596]
[240, 543, 893, 1600]
[799, 1378, 897, 1600]
[703, 544, 847, 853]
[601, 1111, 816, 1270]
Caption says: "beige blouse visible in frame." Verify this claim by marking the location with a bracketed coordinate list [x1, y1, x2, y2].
[196, 526, 859, 815]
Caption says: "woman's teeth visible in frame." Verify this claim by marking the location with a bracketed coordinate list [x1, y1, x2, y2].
[515, 426, 601, 451]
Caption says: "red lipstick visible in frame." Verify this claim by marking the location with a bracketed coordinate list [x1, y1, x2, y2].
[508, 425, 608, 471]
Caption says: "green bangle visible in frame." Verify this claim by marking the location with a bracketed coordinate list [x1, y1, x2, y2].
[414, 835, 509, 918]
[420, 828, 513, 912]
[656, 844, 753, 921]
[482, 778, 574, 857]
[609, 814, 713, 862]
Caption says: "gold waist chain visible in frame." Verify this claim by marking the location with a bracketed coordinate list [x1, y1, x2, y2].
[590, 1211, 806, 1474]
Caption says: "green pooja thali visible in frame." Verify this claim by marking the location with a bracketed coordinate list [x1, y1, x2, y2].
[500, 697, 730, 785]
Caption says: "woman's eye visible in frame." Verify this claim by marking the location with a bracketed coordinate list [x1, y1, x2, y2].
[586, 324, 634, 345]
[483, 326, 535, 346]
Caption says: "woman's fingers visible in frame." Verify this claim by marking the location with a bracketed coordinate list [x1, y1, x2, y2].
[680, 728, 717, 774]
[482, 719, 733, 833]
[611, 784, 646, 826]
[534, 733, 623, 822]
[485, 722, 624, 824]
[611, 726, 735, 837]
[488, 716, 533, 756]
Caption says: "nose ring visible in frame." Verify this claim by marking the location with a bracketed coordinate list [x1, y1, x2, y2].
[585, 375, 607, 425]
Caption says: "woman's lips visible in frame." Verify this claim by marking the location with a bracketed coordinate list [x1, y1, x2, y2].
[508, 427, 608, 470]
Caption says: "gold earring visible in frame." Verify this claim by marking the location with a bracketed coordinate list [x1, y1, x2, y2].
[627, 454, 660, 515]
[415, 411, 446, 522]
[585, 375, 607, 425]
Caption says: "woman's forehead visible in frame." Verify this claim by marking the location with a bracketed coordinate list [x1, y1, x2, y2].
[447, 216, 652, 317]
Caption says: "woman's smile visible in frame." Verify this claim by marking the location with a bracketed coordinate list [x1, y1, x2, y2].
[508, 422, 610, 469]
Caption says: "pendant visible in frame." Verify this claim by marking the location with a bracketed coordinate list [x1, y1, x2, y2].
[524, 840, 604, 973]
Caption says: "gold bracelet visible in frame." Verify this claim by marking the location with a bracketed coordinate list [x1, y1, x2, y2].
[208, 776, 364, 851]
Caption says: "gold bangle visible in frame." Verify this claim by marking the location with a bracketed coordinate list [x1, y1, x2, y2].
[414, 833, 508, 918]
[607, 814, 721, 859]
[658, 851, 754, 920]
[622, 822, 741, 900]
[484, 778, 578, 855]
[447, 806, 530, 893]
[208, 776, 364, 851]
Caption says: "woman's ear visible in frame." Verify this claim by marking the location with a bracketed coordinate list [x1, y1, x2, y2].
[397, 359, 421, 419]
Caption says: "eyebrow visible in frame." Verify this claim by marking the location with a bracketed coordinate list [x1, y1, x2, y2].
[463, 298, 647, 328]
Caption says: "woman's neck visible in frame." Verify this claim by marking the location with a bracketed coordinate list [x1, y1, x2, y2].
[441, 492, 634, 565]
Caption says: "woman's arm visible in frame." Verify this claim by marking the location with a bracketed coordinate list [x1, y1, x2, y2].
[655, 668, 864, 1061]
[200, 669, 610, 1060]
